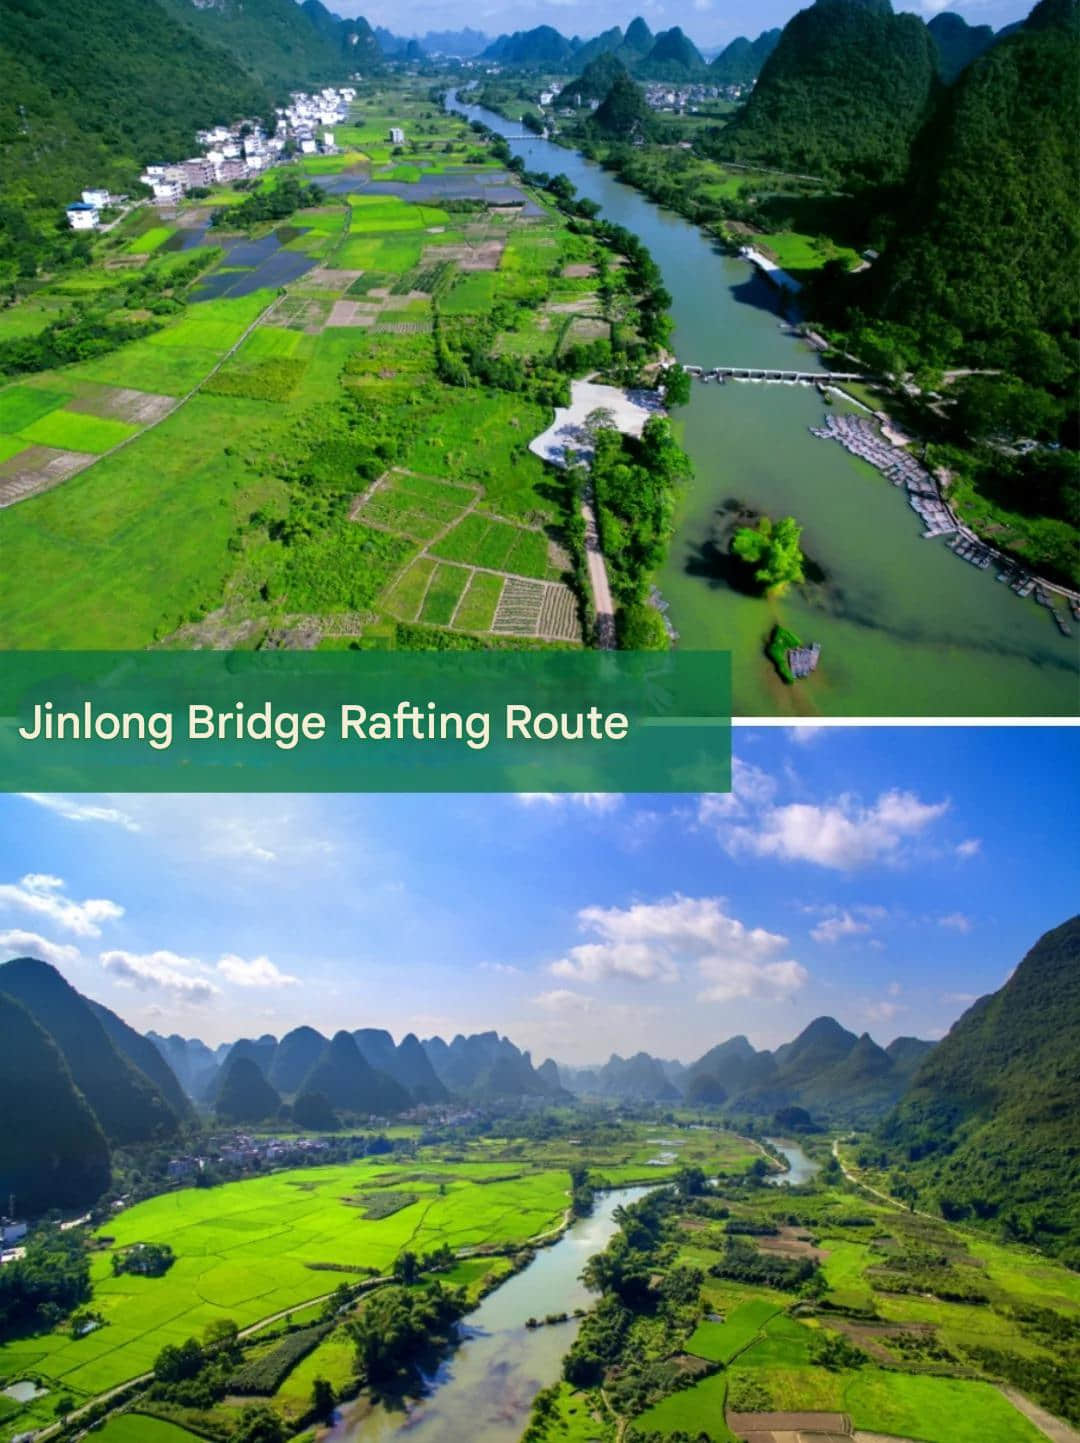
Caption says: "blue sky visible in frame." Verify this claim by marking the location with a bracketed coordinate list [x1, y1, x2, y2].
[0, 726, 1075, 1065]
[350, 0, 1033, 52]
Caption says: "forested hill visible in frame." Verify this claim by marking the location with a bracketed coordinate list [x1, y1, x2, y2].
[156, 0, 380, 85]
[927, 11, 996, 82]
[709, 30, 782, 86]
[871, 915, 1080, 1261]
[0, 0, 271, 218]
[867, 0, 1080, 383]
[717, 0, 939, 185]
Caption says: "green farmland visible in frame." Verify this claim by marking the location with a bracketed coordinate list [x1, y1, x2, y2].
[0, 1162, 568, 1401]
[0, 74, 656, 652]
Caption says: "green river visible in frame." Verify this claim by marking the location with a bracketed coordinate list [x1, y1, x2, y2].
[450, 92, 1079, 716]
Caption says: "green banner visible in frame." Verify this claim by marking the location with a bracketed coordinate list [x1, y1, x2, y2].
[0, 651, 731, 793]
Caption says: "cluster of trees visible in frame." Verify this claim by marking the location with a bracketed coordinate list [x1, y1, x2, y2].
[708, 1234, 821, 1291]
[569, 1165, 595, 1218]
[588, 411, 691, 645]
[0, 1231, 90, 1338]
[112, 1241, 175, 1276]
[349, 1281, 466, 1383]
[212, 176, 326, 230]
[731, 514, 806, 595]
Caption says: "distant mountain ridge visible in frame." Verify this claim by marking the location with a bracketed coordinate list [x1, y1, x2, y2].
[560, 1018, 935, 1122]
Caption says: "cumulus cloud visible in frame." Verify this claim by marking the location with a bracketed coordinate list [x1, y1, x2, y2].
[0, 929, 81, 968]
[101, 949, 220, 1002]
[938, 912, 973, 932]
[956, 838, 981, 859]
[532, 988, 592, 1012]
[697, 758, 778, 824]
[811, 910, 870, 944]
[217, 954, 299, 988]
[19, 793, 140, 832]
[0, 873, 124, 937]
[516, 793, 621, 813]
[548, 895, 807, 1003]
[727, 789, 949, 870]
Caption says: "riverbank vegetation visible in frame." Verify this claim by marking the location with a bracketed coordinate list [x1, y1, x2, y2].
[525, 1152, 1080, 1443]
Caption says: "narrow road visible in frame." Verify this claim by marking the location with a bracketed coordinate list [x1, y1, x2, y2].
[581, 485, 615, 648]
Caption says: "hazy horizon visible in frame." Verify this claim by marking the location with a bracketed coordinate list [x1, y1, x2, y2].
[351, 0, 1032, 52]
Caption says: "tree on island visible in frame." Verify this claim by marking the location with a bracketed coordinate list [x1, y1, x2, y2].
[732, 514, 805, 594]
[659, 363, 691, 407]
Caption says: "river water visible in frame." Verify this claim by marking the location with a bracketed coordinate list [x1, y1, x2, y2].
[331, 1186, 648, 1442]
[447, 91, 1078, 715]
[764, 1137, 821, 1186]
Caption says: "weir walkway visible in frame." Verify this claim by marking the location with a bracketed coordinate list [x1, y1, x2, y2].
[682, 365, 878, 384]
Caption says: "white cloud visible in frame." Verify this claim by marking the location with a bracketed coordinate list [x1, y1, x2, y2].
[697, 758, 777, 824]
[548, 895, 807, 1003]
[0, 929, 81, 969]
[938, 912, 973, 932]
[101, 949, 220, 1002]
[863, 998, 906, 1023]
[479, 961, 522, 975]
[956, 838, 981, 859]
[727, 789, 949, 870]
[811, 910, 869, 944]
[516, 793, 621, 814]
[532, 988, 592, 1012]
[19, 793, 140, 832]
[217, 954, 299, 988]
[789, 726, 826, 746]
[0, 873, 123, 937]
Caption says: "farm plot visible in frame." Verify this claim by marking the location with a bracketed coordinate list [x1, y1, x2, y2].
[381, 557, 437, 621]
[0, 446, 96, 508]
[65, 386, 175, 424]
[351, 469, 477, 542]
[0, 385, 73, 432]
[17, 410, 138, 453]
[492, 577, 545, 635]
[0, 1163, 569, 1399]
[431, 515, 550, 578]
[538, 582, 582, 641]
[418, 562, 471, 624]
[453, 571, 504, 632]
[685, 1299, 782, 1364]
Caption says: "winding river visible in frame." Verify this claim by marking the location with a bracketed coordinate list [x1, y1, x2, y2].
[331, 1186, 648, 1442]
[447, 91, 1079, 716]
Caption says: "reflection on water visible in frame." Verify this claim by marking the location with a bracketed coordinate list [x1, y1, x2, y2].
[764, 1138, 821, 1186]
[331, 1187, 648, 1443]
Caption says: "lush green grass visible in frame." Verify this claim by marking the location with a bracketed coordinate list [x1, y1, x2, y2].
[685, 1299, 781, 1363]
[66, 341, 221, 396]
[18, 409, 138, 453]
[441, 272, 499, 314]
[0, 436, 28, 464]
[0, 385, 71, 433]
[90, 1415, 205, 1443]
[124, 225, 174, 255]
[383, 556, 436, 620]
[818, 1239, 873, 1309]
[418, 561, 470, 624]
[756, 230, 860, 272]
[453, 571, 503, 631]
[845, 1371, 1045, 1443]
[0, 392, 281, 648]
[0, 1163, 568, 1398]
[274, 1325, 355, 1418]
[632, 1370, 734, 1440]
[430, 514, 549, 577]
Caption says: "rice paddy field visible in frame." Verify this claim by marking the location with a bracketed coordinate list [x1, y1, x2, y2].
[0, 78, 625, 651]
[0, 1161, 569, 1406]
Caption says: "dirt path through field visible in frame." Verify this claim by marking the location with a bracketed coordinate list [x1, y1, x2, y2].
[998, 1388, 1080, 1443]
[582, 485, 615, 647]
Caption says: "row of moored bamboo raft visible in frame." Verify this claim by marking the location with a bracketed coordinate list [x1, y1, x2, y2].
[810, 411, 1076, 636]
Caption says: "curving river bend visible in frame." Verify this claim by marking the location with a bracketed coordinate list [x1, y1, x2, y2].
[329, 1186, 648, 1442]
[446, 91, 1079, 716]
